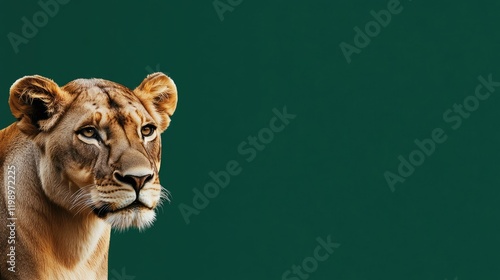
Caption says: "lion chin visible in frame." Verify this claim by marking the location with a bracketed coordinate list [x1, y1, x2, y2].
[98, 206, 157, 231]
[92, 202, 158, 231]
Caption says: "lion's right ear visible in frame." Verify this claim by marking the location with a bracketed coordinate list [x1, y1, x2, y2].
[9, 75, 70, 135]
[134, 72, 178, 132]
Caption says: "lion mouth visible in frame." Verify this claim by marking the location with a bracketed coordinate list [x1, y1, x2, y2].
[93, 200, 151, 218]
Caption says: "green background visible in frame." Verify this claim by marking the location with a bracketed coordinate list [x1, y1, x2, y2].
[1, 0, 500, 279]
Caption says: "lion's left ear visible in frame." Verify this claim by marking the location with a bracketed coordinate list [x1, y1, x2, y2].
[134, 72, 178, 132]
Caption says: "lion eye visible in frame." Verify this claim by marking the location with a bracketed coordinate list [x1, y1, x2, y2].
[141, 125, 156, 137]
[78, 127, 98, 139]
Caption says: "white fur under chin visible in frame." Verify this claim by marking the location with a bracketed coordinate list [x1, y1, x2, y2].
[105, 209, 156, 231]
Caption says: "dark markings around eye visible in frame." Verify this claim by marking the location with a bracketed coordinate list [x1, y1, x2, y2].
[104, 126, 112, 138]
[78, 127, 99, 139]
[141, 125, 156, 137]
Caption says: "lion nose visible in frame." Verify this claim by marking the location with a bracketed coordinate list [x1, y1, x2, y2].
[114, 172, 153, 192]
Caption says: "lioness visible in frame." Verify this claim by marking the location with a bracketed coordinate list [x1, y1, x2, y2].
[0, 73, 177, 279]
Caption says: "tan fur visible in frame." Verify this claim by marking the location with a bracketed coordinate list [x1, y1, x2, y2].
[0, 73, 177, 279]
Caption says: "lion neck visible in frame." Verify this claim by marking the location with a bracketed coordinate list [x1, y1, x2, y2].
[6, 125, 111, 277]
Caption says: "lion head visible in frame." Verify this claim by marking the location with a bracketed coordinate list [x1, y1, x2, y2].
[9, 73, 177, 230]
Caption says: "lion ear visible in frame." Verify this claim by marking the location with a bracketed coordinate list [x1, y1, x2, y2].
[9, 75, 70, 135]
[134, 72, 178, 132]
